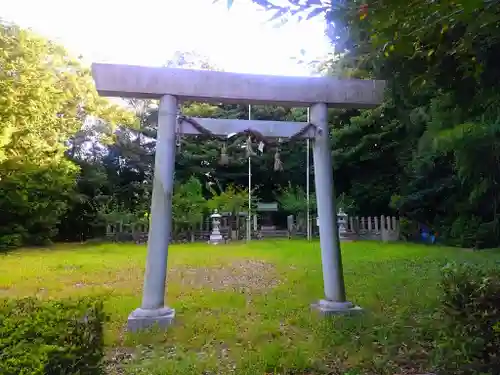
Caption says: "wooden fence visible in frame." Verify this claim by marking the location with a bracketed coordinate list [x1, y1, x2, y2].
[342, 215, 400, 242]
[290, 215, 400, 242]
[105, 216, 243, 243]
[105, 214, 400, 243]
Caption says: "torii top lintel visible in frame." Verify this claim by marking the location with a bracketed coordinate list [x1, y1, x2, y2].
[91, 63, 386, 108]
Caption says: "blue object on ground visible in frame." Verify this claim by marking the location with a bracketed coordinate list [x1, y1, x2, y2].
[420, 230, 436, 244]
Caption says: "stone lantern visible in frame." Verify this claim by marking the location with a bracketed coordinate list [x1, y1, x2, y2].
[337, 208, 348, 241]
[209, 209, 223, 245]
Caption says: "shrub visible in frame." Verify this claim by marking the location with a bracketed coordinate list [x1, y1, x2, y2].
[398, 217, 419, 241]
[447, 215, 482, 248]
[0, 297, 108, 375]
[435, 263, 500, 374]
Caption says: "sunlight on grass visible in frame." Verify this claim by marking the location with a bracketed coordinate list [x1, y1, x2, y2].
[2, 240, 499, 374]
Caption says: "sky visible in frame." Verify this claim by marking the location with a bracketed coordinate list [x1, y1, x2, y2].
[2, 0, 331, 76]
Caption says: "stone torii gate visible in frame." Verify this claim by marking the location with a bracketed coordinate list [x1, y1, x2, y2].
[91, 63, 385, 331]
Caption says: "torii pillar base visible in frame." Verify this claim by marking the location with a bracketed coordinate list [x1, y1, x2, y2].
[127, 307, 175, 332]
[311, 300, 363, 316]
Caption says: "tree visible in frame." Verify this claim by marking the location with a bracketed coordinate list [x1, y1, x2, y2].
[10, 0, 500, 251]
[172, 177, 207, 241]
[207, 184, 253, 238]
[276, 183, 316, 231]
[0, 21, 134, 248]
[222, 0, 500, 249]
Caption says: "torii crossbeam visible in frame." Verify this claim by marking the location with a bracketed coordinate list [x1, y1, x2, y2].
[91, 63, 386, 331]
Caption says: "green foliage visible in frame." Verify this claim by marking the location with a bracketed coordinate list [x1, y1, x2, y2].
[207, 183, 250, 214]
[206, 183, 253, 238]
[275, 182, 316, 214]
[332, 100, 405, 217]
[172, 176, 206, 228]
[435, 263, 500, 374]
[0, 161, 79, 249]
[96, 196, 149, 234]
[0, 297, 107, 375]
[275, 184, 357, 215]
[397, 217, 419, 241]
[0, 23, 317, 246]
[223, 0, 500, 249]
[4, 0, 500, 251]
[0, 21, 134, 248]
[336, 192, 358, 215]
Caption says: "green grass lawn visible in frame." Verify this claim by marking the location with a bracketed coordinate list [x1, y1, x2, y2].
[1, 239, 499, 374]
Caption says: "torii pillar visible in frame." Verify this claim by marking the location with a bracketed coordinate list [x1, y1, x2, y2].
[91, 63, 385, 330]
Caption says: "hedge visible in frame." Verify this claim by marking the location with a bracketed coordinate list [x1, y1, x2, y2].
[0, 297, 107, 375]
[435, 263, 500, 374]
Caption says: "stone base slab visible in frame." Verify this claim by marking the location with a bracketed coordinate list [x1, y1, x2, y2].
[209, 234, 224, 245]
[311, 299, 363, 316]
[127, 307, 175, 332]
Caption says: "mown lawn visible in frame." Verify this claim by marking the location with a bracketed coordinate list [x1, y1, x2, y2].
[1, 239, 499, 374]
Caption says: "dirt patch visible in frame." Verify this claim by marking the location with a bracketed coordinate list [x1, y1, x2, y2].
[5, 260, 279, 296]
[170, 259, 280, 292]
